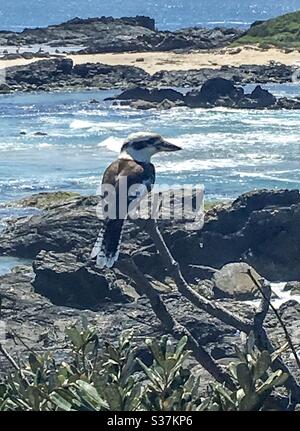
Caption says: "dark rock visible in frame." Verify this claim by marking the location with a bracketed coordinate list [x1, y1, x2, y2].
[34, 131, 48, 136]
[284, 282, 300, 295]
[111, 86, 184, 103]
[32, 250, 129, 307]
[0, 17, 241, 53]
[130, 100, 156, 110]
[112, 78, 298, 111]
[3, 59, 297, 94]
[0, 83, 11, 94]
[194, 77, 238, 103]
[150, 64, 295, 88]
[249, 85, 276, 107]
[277, 97, 300, 110]
[5, 60, 150, 92]
[0, 266, 246, 380]
[2, 189, 300, 281]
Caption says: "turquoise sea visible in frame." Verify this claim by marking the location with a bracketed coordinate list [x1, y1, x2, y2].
[1, 0, 300, 31]
[1, 84, 300, 207]
[1, 84, 300, 278]
[1, 1, 300, 275]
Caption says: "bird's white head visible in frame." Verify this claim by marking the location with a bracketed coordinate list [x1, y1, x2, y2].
[119, 132, 182, 163]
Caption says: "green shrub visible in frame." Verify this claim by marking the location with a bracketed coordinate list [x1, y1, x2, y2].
[0, 322, 289, 411]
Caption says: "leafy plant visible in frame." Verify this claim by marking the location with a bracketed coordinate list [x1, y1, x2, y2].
[0, 325, 290, 411]
[203, 332, 289, 411]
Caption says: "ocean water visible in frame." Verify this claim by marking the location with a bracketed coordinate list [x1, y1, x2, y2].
[0, 0, 300, 31]
[0, 84, 300, 206]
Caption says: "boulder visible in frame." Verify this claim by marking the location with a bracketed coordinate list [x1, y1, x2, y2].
[196, 77, 238, 102]
[212, 262, 261, 299]
[2, 189, 300, 281]
[0, 267, 244, 381]
[283, 282, 300, 295]
[249, 85, 276, 107]
[32, 250, 130, 307]
[112, 86, 184, 103]
[277, 97, 300, 110]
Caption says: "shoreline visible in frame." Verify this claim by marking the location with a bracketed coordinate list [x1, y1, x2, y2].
[0, 46, 299, 75]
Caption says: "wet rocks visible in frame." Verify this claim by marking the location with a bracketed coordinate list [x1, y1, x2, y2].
[112, 78, 300, 110]
[2, 58, 297, 94]
[1, 189, 300, 284]
[150, 63, 295, 88]
[284, 282, 300, 295]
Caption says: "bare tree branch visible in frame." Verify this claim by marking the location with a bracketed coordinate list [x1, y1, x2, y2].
[136, 218, 252, 333]
[115, 258, 236, 390]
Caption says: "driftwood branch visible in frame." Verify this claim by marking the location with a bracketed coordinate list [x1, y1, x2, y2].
[115, 258, 236, 390]
[135, 218, 252, 333]
[248, 270, 300, 408]
[125, 217, 300, 405]
[248, 269, 300, 371]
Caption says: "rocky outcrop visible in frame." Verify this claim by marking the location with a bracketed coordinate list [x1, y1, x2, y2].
[1, 189, 300, 284]
[32, 250, 130, 308]
[150, 63, 295, 87]
[0, 16, 242, 52]
[4, 59, 150, 92]
[2, 58, 297, 94]
[112, 79, 300, 110]
[284, 282, 300, 295]
[0, 266, 248, 377]
[1, 265, 299, 391]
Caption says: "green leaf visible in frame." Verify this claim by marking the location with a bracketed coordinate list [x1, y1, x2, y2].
[239, 392, 261, 411]
[174, 336, 188, 359]
[236, 363, 253, 394]
[76, 380, 108, 410]
[246, 331, 256, 355]
[258, 370, 289, 393]
[253, 351, 271, 381]
[28, 353, 42, 374]
[65, 327, 84, 349]
[50, 392, 74, 411]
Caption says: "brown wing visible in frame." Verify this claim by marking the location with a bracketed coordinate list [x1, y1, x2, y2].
[91, 159, 155, 268]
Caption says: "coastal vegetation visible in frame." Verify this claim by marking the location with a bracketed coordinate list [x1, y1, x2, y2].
[235, 10, 300, 49]
[0, 325, 291, 411]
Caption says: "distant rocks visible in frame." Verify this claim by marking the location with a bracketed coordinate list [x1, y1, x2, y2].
[1, 56, 297, 94]
[3, 58, 150, 92]
[284, 282, 300, 296]
[112, 78, 300, 110]
[0, 16, 242, 52]
[150, 63, 296, 87]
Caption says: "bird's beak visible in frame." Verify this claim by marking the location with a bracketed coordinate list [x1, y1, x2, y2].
[158, 140, 182, 152]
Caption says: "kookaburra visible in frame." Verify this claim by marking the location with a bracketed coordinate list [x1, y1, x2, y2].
[91, 132, 181, 268]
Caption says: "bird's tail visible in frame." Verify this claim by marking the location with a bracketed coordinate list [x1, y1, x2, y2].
[91, 218, 125, 268]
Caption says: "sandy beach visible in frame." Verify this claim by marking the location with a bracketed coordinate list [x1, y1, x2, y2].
[0, 47, 299, 74]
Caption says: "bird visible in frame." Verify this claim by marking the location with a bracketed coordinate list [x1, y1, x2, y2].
[91, 132, 182, 268]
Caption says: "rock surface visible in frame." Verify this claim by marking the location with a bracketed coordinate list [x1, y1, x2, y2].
[0, 16, 242, 52]
[1, 58, 297, 93]
[213, 263, 261, 299]
[1, 265, 299, 396]
[4, 59, 150, 92]
[112, 79, 300, 110]
[1, 189, 300, 285]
